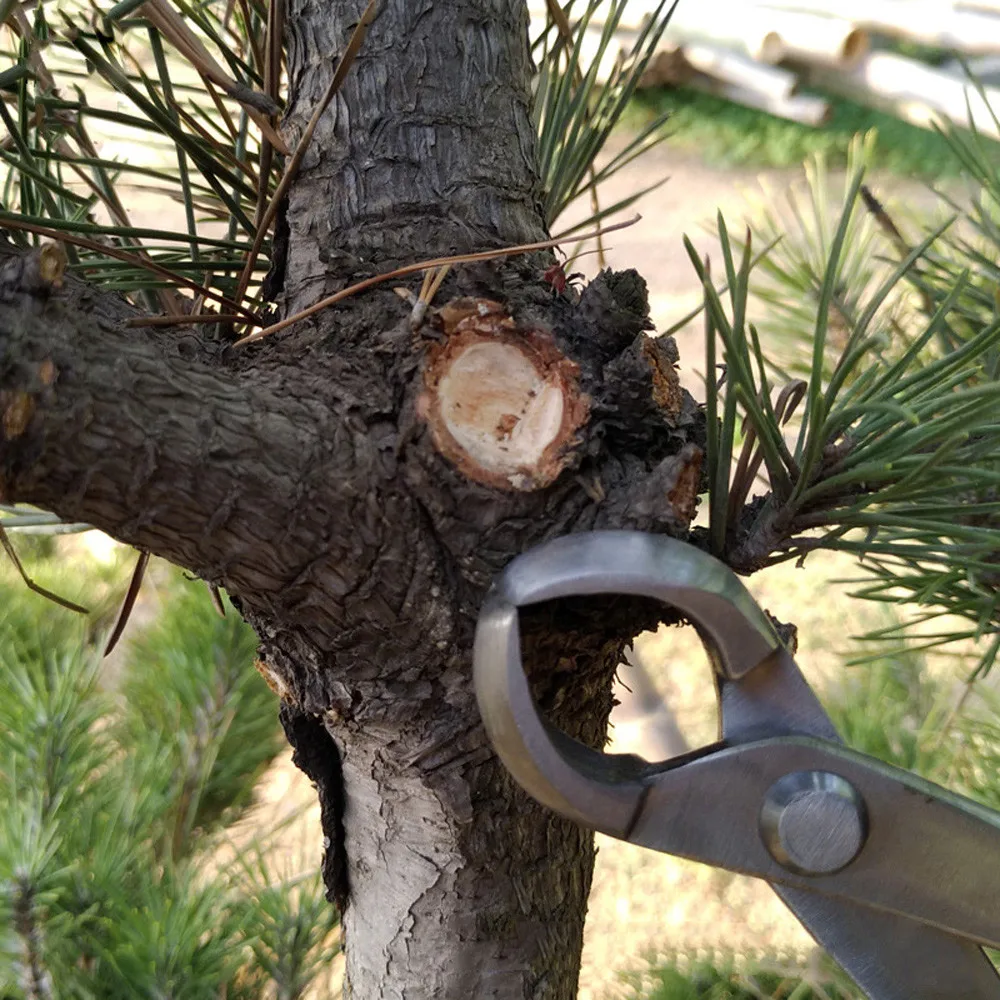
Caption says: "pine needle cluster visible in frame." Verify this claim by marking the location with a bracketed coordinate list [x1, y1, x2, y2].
[0, 555, 338, 999]
[698, 130, 1000, 677]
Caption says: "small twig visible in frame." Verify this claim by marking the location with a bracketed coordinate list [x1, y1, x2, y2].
[0, 522, 88, 614]
[233, 214, 641, 347]
[860, 184, 909, 258]
[861, 183, 934, 316]
[104, 549, 150, 656]
[232, 0, 380, 309]
[206, 581, 227, 617]
[266, 0, 284, 108]
[12, 875, 53, 1000]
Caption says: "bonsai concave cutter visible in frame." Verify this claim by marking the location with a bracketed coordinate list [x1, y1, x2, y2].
[473, 531, 1000, 1000]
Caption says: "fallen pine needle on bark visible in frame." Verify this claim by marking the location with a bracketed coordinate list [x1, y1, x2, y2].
[232, 214, 641, 347]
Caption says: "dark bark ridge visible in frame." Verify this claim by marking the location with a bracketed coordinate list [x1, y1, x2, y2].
[279, 0, 546, 315]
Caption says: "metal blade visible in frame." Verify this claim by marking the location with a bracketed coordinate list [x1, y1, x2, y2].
[776, 885, 1000, 1000]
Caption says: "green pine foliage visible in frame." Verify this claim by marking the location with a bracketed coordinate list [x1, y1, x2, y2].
[622, 954, 860, 999]
[532, 0, 675, 233]
[0, 553, 337, 999]
[695, 130, 1000, 677]
[119, 581, 283, 861]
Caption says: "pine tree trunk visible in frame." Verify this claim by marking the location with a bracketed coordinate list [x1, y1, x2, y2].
[0, 0, 705, 995]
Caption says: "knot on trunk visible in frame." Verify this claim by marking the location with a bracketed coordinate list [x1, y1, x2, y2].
[417, 298, 590, 491]
[575, 268, 653, 362]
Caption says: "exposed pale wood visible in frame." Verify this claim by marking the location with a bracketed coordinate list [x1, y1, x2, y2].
[805, 51, 1000, 139]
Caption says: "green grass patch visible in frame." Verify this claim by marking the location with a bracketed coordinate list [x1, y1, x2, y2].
[627, 86, 982, 176]
[619, 954, 861, 999]
[0, 547, 340, 998]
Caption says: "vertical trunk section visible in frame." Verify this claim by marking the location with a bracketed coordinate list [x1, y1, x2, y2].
[280, 0, 546, 311]
[254, 1, 704, 997]
[268, 595, 665, 1000]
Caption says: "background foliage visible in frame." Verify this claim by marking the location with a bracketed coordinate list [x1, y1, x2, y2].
[0, 551, 338, 999]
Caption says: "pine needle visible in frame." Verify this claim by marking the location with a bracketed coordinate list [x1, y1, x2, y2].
[232, 0, 380, 309]
[0, 216, 260, 320]
[0, 522, 88, 614]
[104, 549, 150, 656]
[233, 214, 640, 346]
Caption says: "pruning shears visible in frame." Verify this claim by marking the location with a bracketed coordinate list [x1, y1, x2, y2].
[473, 531, 1000, 1000]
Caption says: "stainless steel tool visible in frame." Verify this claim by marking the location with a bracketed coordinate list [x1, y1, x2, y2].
[473, 531, 1000, 999]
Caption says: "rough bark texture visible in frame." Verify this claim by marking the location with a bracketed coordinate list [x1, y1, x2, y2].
[279, 0, 545, 313]
[0, 1, 707, 997]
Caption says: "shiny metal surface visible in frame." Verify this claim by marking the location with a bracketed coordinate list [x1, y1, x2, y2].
[486, 531, 781, 679]
[474, 596, 648, 837]
[777, 889, 1000, 999]
[759, 770, 867, 876]
[473, 530, 1000, 999]
[629, 736, 1000, 951]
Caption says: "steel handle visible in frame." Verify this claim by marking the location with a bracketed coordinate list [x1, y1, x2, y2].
[473, 531, 783, 836]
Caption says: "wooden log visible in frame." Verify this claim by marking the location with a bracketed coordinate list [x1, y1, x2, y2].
[571, 28, 799, 100]
[664, 14, 784, 63]
[765, 12, 869, 67]
[804, 51, 1000, 139]
[762, 0, 1000, 54]
[956, 0, 1000, 14]
[689, 73, 831, 125]
[638, 46, 695, 87]
[681, 43, 798, 100]
[665, 4, 868, 67]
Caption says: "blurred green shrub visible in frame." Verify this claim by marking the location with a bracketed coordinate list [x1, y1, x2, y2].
[623, 953, 860, 999]
[0, 548, 339, 998]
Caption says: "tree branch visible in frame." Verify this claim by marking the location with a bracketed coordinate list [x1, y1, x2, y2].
[0, 250, 372, 626]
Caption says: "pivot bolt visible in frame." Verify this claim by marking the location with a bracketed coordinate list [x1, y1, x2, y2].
[760, 770, 867, 876]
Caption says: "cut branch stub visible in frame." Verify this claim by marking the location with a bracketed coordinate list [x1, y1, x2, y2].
[418, 298, 589, 491]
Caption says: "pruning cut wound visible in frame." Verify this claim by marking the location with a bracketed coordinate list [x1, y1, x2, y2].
[418, 298, 589, 491]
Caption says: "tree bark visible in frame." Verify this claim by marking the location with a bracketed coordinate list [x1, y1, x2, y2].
[0, 1, 705, 996]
